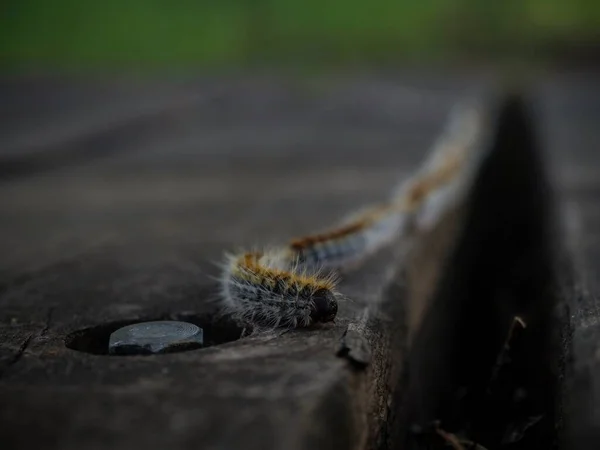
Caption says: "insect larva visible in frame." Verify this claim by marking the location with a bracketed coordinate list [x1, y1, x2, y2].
[391, 101, 484, 230]
[415, 104, 484, 228]
[392, 101, 482, 203]
[219, 250, 340, 330]
[274, 103, 483, 274]
[287, 203, 409, 271]
[289, 139, 463, 268]
[283, 154, 461, 272]
[398, 151, 464, 209]
[217, 99, 486, 332]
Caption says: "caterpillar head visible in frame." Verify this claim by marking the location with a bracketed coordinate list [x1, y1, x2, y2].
[310, 289, 338, 324]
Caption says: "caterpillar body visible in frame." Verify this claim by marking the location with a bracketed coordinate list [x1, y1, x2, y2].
[392, 101, 484, 230]
[286, 113, 479, 273]
[219, 251, 340, 330]
[219, 205, 408, 330]
[287, 203, 409, 271]
[219, 99, 484, 330]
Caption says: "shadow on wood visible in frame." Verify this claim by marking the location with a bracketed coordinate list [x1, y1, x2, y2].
[387, 90, 564, 450]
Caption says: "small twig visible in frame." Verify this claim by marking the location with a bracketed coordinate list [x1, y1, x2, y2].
[433, 422, 489, 450]
[487, 315, 527, 394]
[435, 425, 466, 450]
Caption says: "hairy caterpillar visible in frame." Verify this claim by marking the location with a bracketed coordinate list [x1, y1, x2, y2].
[217, 206, 407, 330]
[218, 100, 484, 330]
[392, 101, 484, 230]
[219, 250, 340, 330]
[392, 101, 481, 201]
[286, 203, 409, 271]
[286, 102, 483, 272]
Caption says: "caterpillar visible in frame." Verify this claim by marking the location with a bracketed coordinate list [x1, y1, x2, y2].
[392, 101, 482, 202]
[286, 203, 409, 271]
[219, 250, 341, 330]
[286, 101, 483, 272]
[219, 100, 484, 330]
[392, 100, 484, 230]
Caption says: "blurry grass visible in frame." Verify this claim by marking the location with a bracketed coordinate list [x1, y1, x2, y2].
[1, 0, 599, 69]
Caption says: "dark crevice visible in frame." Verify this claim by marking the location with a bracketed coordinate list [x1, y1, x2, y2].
[387, 90, 564, 450]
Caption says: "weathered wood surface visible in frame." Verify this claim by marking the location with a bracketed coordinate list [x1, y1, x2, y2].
[0, 73, 486, 450]
[0, 71, 598, 450]
[538, 73, 600, 450]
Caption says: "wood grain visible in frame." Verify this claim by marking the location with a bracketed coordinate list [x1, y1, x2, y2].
[0, 75, 470, 450]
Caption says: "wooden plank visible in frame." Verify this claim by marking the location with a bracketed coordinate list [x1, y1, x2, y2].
[539, 73, 600, 450]
[4, 73, 595, 450]
[0, 75, 473, 450]
[0, 79, 229, 179]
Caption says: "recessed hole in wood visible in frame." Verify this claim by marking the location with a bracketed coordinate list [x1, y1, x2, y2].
[64, 313, 247, 355]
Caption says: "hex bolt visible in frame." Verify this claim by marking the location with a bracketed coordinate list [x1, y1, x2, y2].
[108, 321, 204, 355]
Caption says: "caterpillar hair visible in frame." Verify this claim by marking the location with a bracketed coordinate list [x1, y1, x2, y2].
[391, 100, 485, 229]
[217, 98, 485, 331]
[286, 203, 409, 271]
[219, 250, 341, 330]
[285, 102, 485, 274]
[391, 100, 483, 203]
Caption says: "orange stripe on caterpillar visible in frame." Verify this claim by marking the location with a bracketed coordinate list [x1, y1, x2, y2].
[218, 100, 484, 331]
[289, 204, 391, 250]
[400, 149, 465, 210]
[396, 101, 485, 229]
[286, 104, 481, 272]
[287, 203, 407, 270]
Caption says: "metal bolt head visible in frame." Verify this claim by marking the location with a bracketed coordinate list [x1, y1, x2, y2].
[108, 321, 203, 355]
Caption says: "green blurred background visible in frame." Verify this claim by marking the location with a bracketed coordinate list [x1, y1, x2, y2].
[1, 0, 599, 69]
